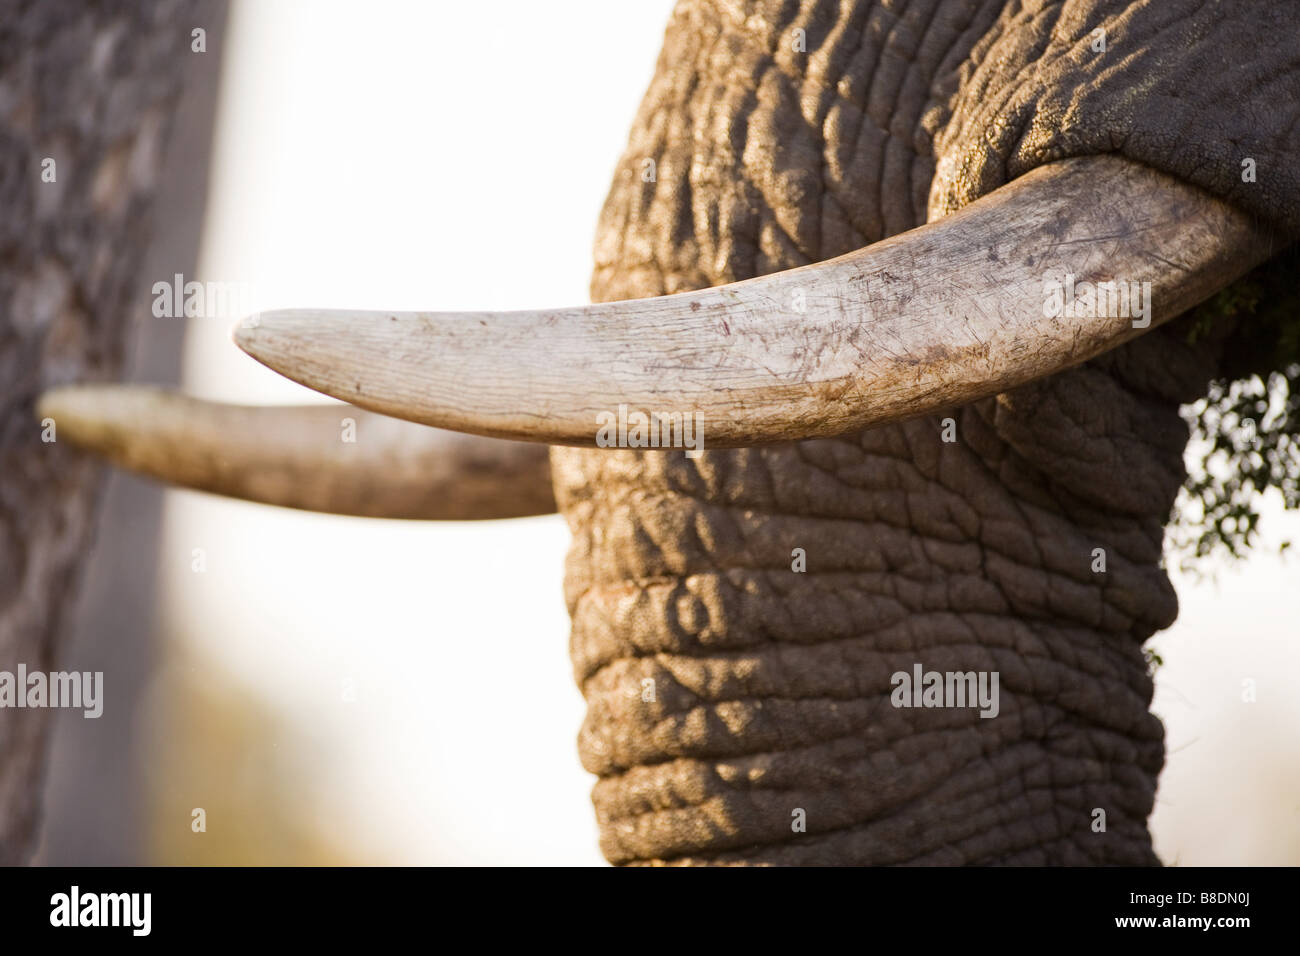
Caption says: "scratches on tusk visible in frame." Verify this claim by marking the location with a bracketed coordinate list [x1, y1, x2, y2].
[232, 155, 1279, 448]
[36, 385, 556, 520]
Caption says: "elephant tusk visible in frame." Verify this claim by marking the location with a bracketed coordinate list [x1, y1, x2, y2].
[233, 155, 1276, 448]
[36, 385, 556, 519]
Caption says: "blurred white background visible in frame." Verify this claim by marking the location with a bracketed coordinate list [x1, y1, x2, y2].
[155, 0, 1298, 864]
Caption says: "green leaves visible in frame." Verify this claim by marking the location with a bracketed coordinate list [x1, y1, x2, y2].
[1171, 250, 1300, 568]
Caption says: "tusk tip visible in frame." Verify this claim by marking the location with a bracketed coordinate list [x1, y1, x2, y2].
[34, 384, 152, 450]
[232, 311, 263, 351]
[232, 309, 322, 366]
[35, 384, 96, 424]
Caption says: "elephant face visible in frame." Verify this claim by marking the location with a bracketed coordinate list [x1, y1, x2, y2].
[44, 0, 1299, 864]
[552, 0, 1298, 864]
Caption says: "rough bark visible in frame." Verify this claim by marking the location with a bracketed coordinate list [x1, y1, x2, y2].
[0, 0, 223, 864]
[33, 2, 225, 863]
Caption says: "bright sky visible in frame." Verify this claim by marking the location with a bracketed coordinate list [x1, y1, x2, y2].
[163, 0, 1300, 865]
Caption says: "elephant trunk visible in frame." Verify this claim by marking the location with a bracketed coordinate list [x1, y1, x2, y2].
[550, 341, 1206, 864]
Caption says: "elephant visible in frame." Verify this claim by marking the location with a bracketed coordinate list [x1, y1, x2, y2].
[36, 0, 1300, 865]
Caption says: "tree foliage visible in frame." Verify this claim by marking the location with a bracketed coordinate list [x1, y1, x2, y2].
[1170, 248, 1300, 567]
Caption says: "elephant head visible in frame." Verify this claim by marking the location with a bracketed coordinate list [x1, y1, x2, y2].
[42, 0, 1300, 864]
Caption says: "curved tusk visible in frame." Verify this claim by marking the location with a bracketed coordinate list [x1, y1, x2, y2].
[37, 385, 556, 519]
[233, 155, 1277, 448]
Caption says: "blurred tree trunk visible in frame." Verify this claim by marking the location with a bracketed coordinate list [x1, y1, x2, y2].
[0, 0, 225, 864]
